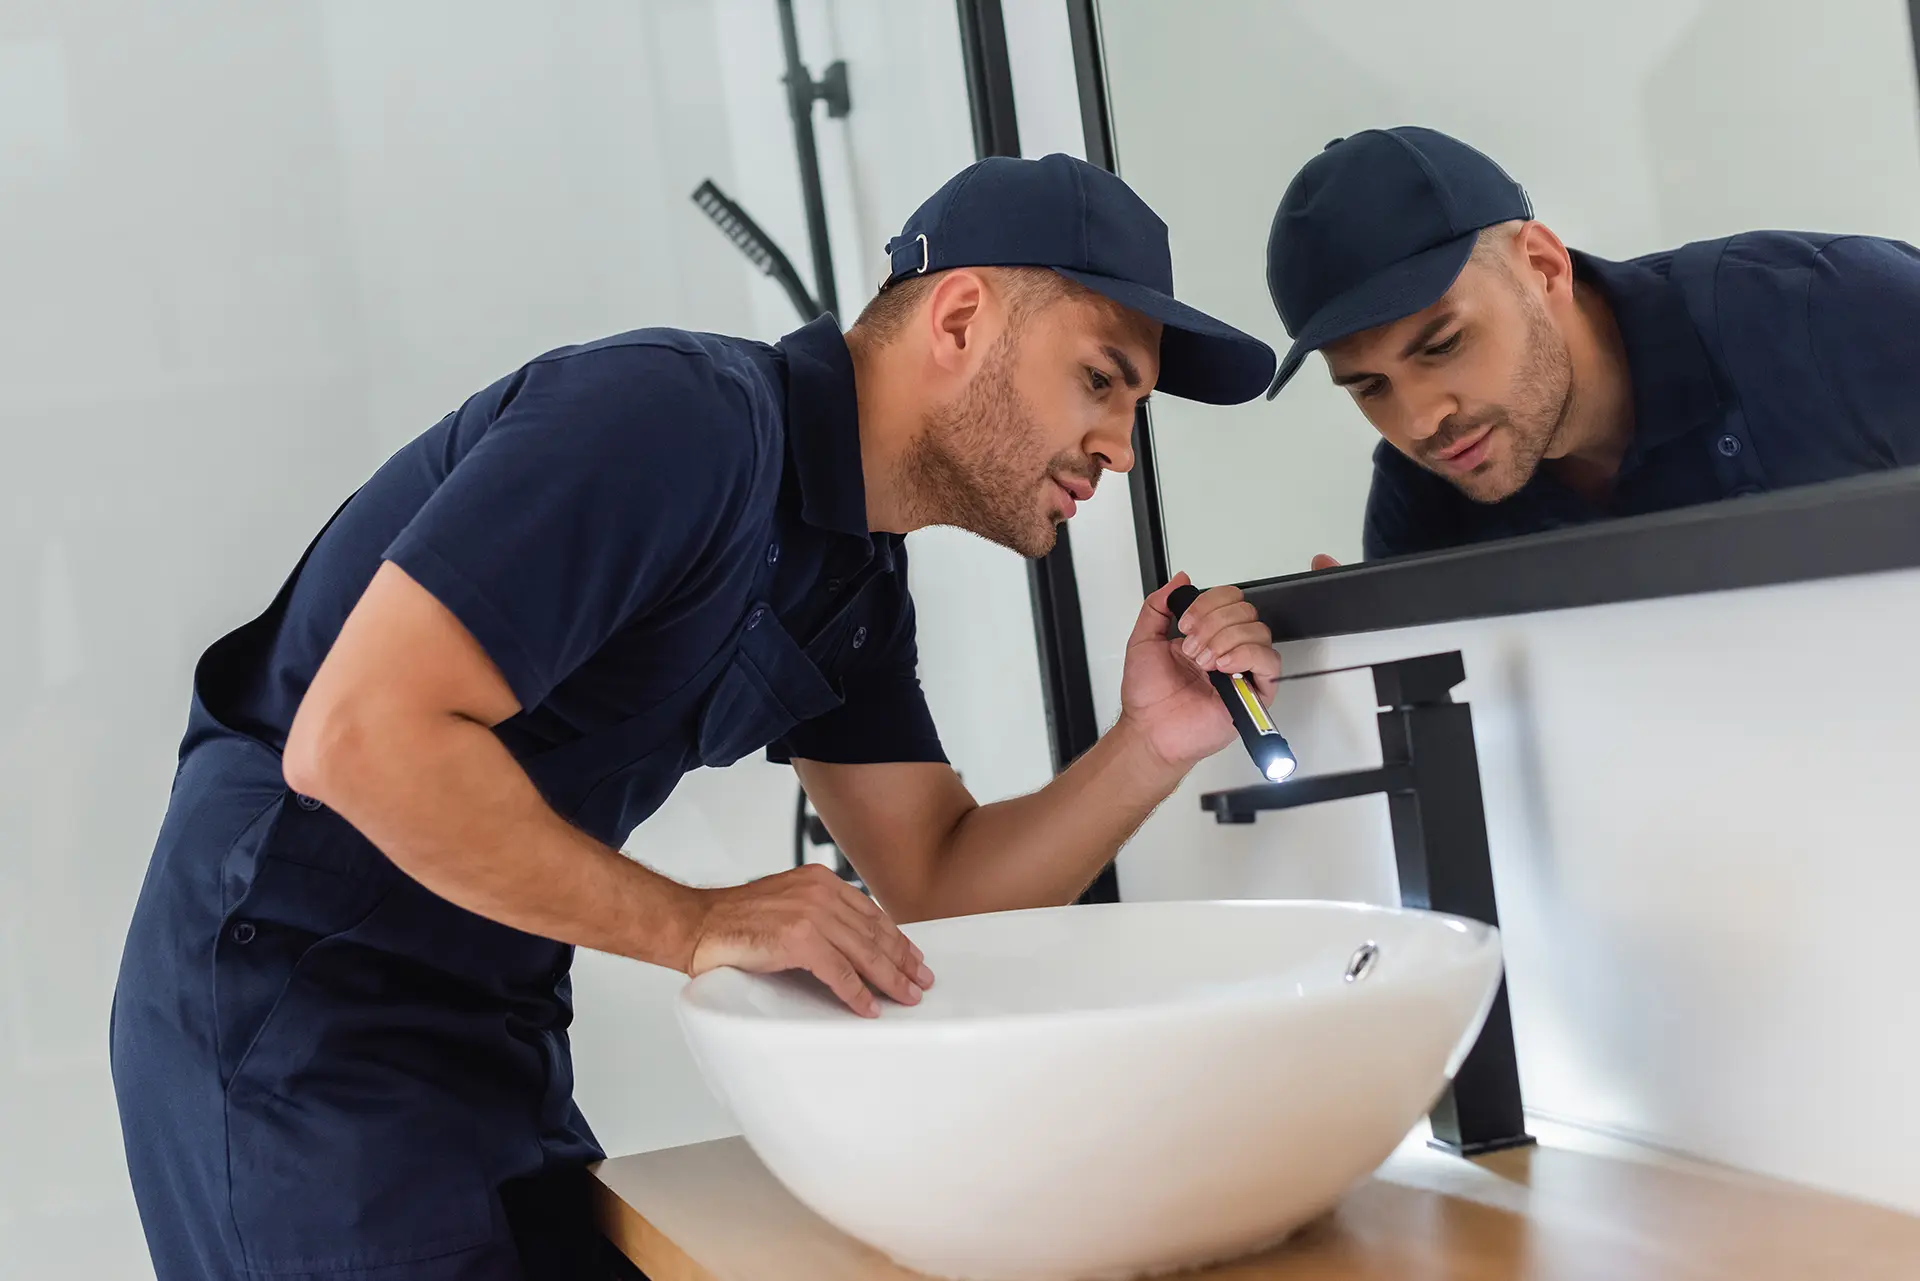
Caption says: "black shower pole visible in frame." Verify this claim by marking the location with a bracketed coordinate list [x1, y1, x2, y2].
[776, 0, 843, 318]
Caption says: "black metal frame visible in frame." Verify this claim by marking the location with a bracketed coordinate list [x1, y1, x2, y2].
[1065, 0, 1170, 597]
[1243, 466, 1920, 641]
[1202, 651, 1531, 1156]
[1067, 0, 1920, 641]
[775, 0, 850, 318]
[1911, 1, 1920, 127]
[1067, 0, 1167, 603]
[956, 0, 1118, 905]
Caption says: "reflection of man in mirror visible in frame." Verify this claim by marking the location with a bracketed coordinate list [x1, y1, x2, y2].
[1262, 126, 1920, 563]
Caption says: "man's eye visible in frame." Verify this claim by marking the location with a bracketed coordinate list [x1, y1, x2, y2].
[1425, 333, 1461, 357]
[1088, 368, 1112, 392]
[1357, 378, 1388, 400]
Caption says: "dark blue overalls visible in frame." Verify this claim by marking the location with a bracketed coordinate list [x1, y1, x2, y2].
[110, 317, 945, 1279]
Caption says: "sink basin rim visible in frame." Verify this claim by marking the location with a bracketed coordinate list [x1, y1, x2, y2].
[677, 898, 1499, 1034]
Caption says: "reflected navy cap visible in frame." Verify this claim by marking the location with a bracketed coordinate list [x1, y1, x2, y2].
[1264, 127, 1532, 398]
[882, 153, 1277, 406]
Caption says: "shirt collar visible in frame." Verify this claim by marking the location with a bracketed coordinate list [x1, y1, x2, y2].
[1571, 249, 1725, 457]
[777, 316, 892, 564]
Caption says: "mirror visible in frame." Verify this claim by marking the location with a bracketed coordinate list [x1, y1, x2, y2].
[1091, 0, 1920, 591]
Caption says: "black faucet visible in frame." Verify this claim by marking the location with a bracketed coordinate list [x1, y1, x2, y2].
[1200, 650, 1533, 1158]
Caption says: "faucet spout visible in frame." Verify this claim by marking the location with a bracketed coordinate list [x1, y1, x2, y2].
[1203, 764, 1414, 823]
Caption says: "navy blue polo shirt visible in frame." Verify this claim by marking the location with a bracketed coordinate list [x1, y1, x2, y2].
[1361, 232, 1920, 560]
[228, 315, 943, 825]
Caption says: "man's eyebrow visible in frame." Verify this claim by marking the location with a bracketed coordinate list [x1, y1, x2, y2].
[1327, 311, 1459, 387]
[1101, 345, 1143, 389]
[1397, 312, 1457, 360]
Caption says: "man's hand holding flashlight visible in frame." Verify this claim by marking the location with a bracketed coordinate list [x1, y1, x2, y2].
[1117, 572, 1281, 771]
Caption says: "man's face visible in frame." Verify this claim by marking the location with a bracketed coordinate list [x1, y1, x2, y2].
[908, 290, 1159, 557]
[1323, 256, 1573, 504]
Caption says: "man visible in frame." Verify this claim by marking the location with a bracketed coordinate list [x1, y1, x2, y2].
[109, 153, 1281, 1281]
[1261, 126, 1920, 562]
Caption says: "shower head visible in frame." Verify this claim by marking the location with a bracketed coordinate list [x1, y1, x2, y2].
[692, 179, 823, 324]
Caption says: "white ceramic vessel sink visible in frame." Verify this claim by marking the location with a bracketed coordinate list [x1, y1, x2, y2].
[677, 899, 1504, 1281]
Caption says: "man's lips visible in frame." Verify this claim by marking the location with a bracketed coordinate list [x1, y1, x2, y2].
[1051, 475, 1096, 518]
[1430, 424, 1495, 472]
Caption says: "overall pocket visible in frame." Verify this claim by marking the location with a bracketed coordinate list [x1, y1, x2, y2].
[219, 875, 496, 1273]
[216, 810, 494, 1274]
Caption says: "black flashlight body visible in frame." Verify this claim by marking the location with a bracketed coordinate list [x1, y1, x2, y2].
[1168, 584, 1297, 782]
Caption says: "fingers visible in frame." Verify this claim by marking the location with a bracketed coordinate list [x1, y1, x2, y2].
[1219, 639, 1281, 685]
[1310, 554, 1341, 571]
[1202, 624, 1279, 674]
[785, 866, 930, 1014]
[1167, 581, 1279, 685]
[829, 897, 933, 991]
[1131, 570, 1193, 646]
[697, 865, 935, 1018]
[795, 932, 883, 1018]
[823, 911, 926, 1009]
[1153, 570, 1193, 611]
[1176, 600, 1256, 666]
[822, 868, 933, 987]
[1171, 583, 1249, 640]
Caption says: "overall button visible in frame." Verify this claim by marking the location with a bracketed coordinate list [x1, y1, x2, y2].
[747, 608, 766, 630]
[230, 922, 257, 945]
[766, 542, 781, 566]
[294, 793, 322, 811]
[1717, 434, 1743, 458]
[851, 626, 869, 650]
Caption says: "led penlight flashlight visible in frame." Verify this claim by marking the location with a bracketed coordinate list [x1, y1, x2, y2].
[1168, 584, 1297, 784]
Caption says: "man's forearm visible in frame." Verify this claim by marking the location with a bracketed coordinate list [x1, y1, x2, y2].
[910, 715, 1186, 920]
[287, 708, 701, 969]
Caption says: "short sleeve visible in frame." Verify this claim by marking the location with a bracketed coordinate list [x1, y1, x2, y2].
[1808, 236, 1920, 467]
[767, 558, 947, 766]
[385, 344, 762, 711]
[767, 668, 948, 766]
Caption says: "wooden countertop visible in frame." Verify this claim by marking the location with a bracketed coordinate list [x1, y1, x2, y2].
[591, 1129, 1920, 1280]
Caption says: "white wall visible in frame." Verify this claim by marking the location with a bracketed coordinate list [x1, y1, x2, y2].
[1005, 0, 1920, 1216]
[1093, 0, 1920, 586]
[0, 2, 1053, 1276]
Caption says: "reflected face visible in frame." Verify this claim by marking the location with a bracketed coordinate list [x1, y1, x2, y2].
[1323, 259, 1573, 504]
[906, 291, 1159, 558]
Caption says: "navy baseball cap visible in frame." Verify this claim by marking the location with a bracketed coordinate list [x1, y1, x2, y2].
[1264, 127, 1533, 398]
[880, 153, 1277, 405]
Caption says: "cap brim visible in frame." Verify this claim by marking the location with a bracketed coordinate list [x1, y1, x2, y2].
[1053, 268, 1278, 406]
[1264, 231, 1478, 399]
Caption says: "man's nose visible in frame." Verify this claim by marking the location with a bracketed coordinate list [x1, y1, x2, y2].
[1090, 419, 1136, 475]
[1402, 390, 1457, 443]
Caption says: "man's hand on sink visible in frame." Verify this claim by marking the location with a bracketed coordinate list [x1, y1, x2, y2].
[1310, 554, 1341, 571]
[682, 864, 934, 1018]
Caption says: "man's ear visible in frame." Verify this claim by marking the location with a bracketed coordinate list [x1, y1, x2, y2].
[1517, 221, 1575, 305]
[923, 269, 988, 375]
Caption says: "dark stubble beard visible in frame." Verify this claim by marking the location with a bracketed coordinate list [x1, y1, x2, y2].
[896, 329, 1094, 559]
[1430, 284, 1575, 504]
